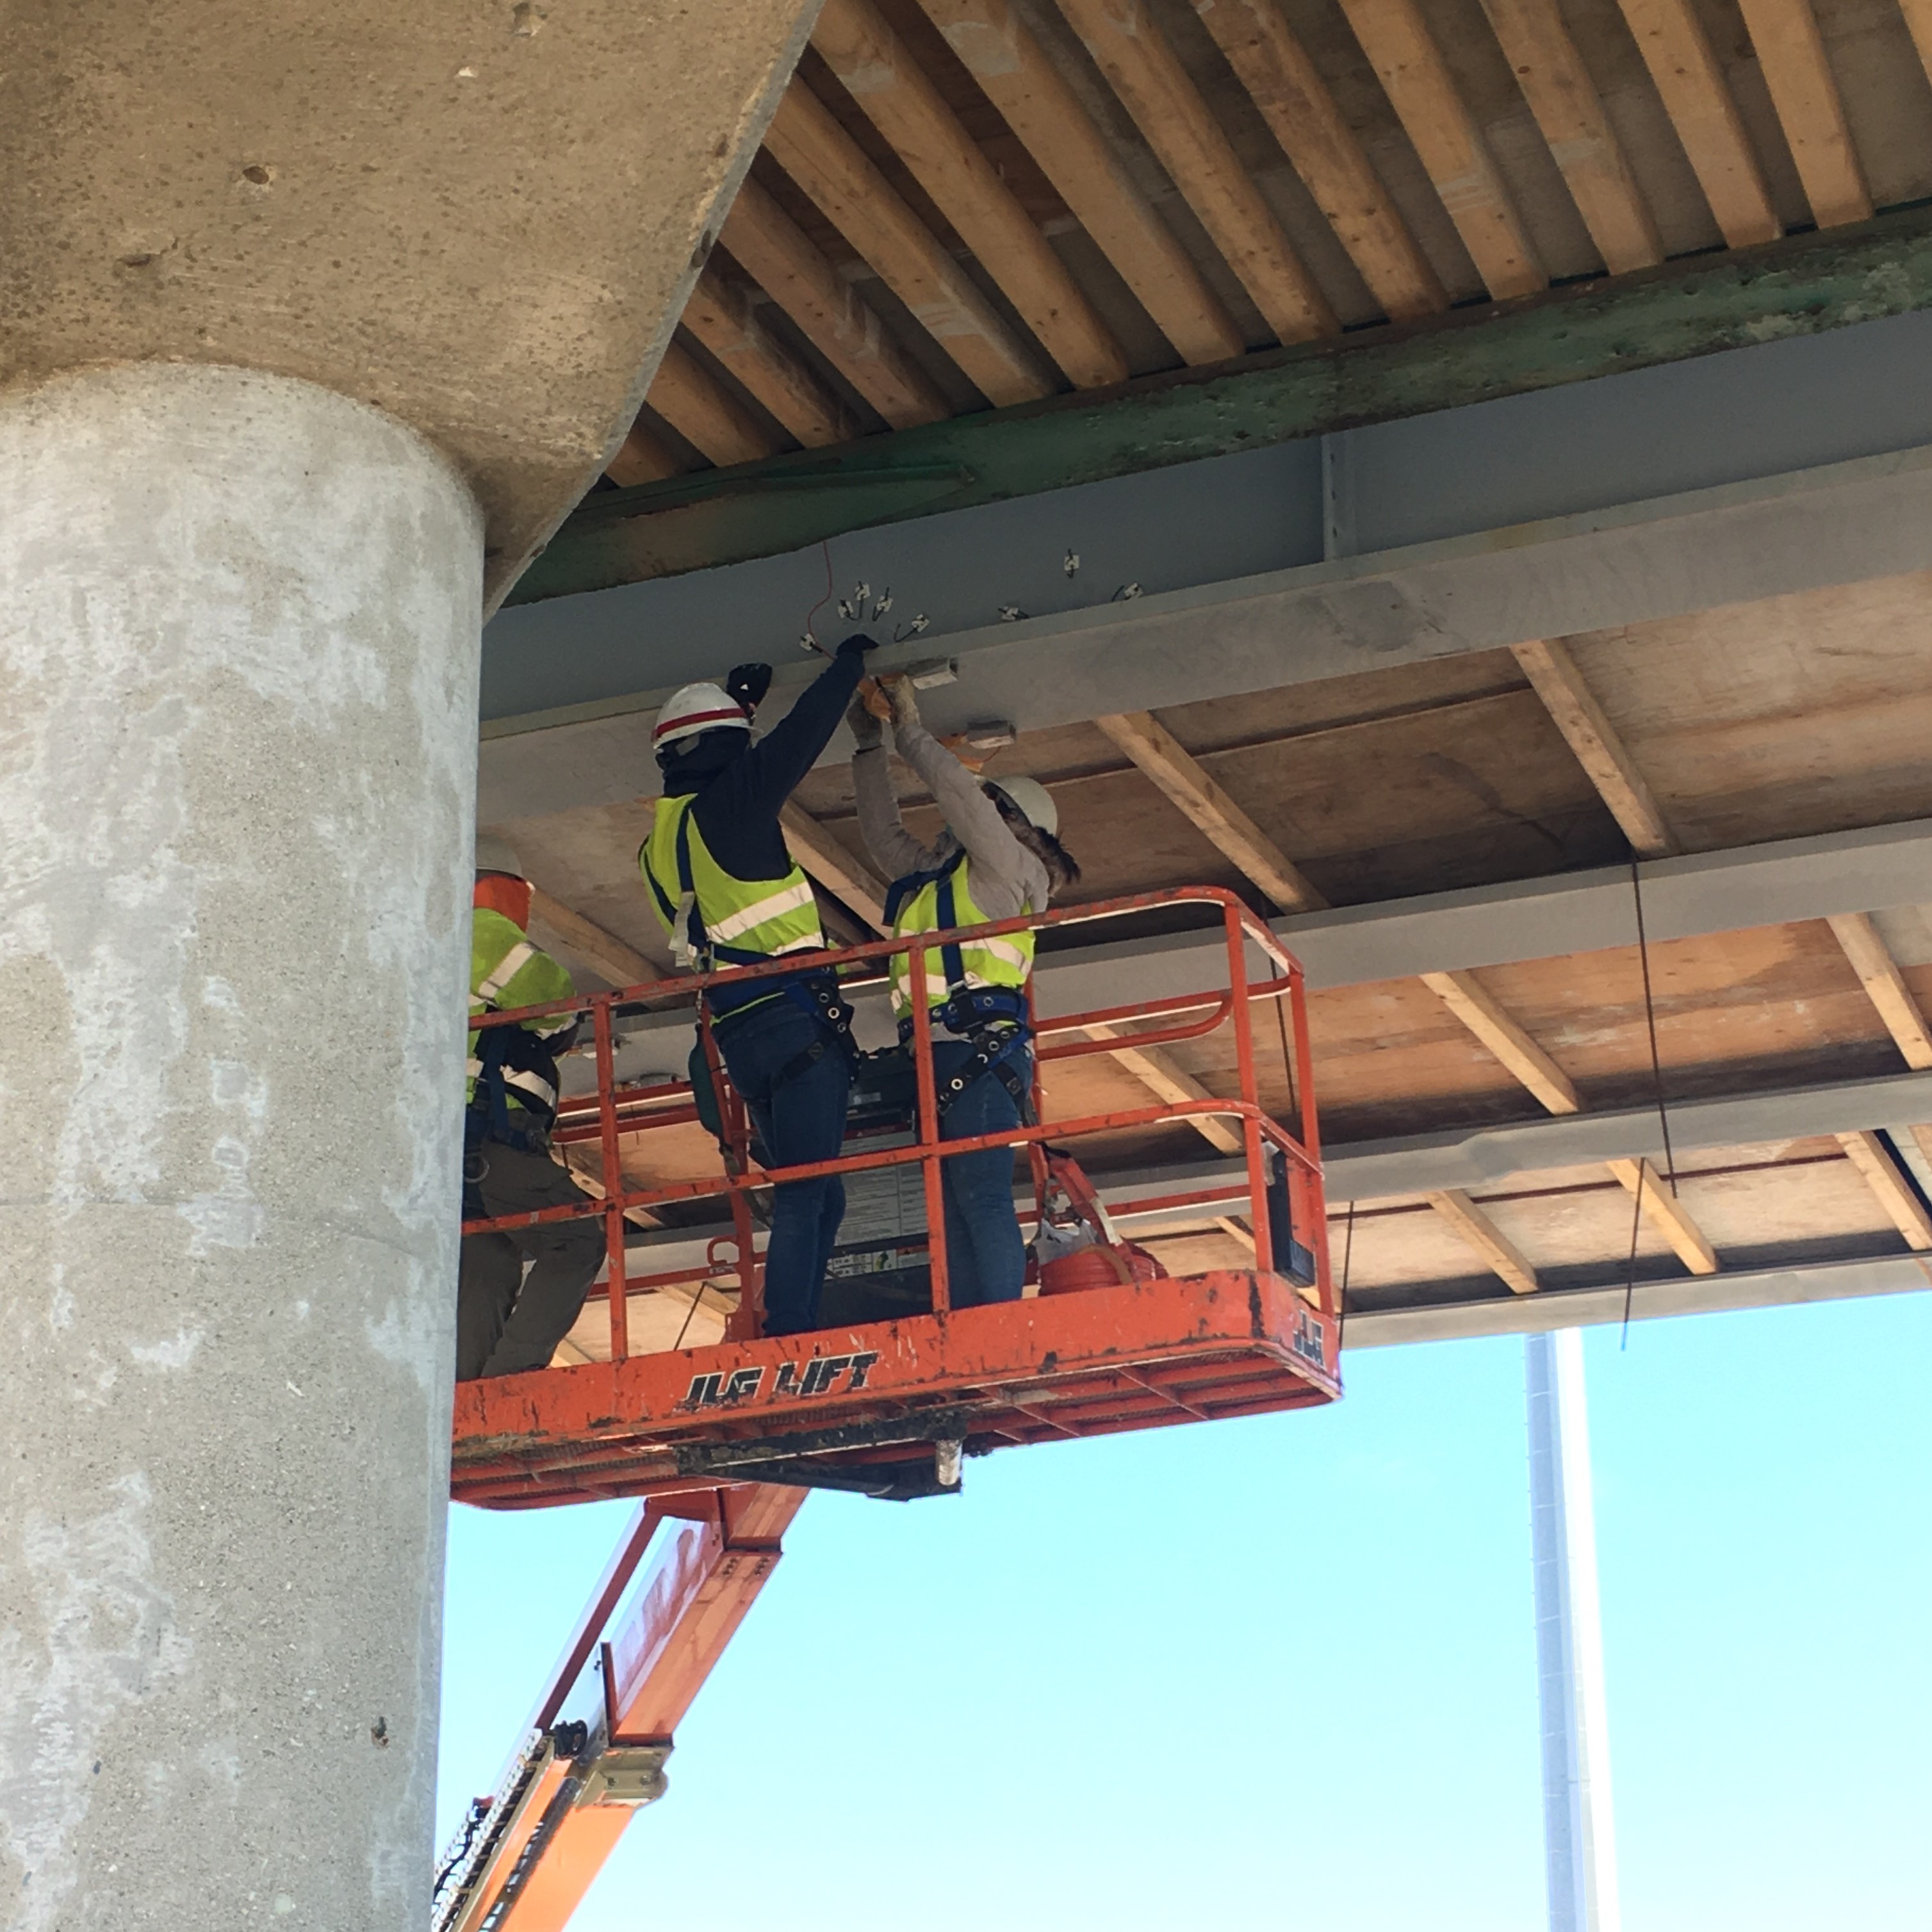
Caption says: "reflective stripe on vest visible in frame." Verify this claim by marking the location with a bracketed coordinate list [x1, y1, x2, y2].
[640, 794, 825, 967]
[889, 855, 1035, 1020]
[468, 909, 576, 1108]
[475, 939, 536, 1005]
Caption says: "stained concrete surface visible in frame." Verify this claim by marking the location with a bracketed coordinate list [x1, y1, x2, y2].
[0, 364, 480, 1929]
[0, 0, 826, 605]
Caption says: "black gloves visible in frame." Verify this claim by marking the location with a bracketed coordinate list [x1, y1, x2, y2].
[726, 662, 773, 713]
[836, 632, 878, 660]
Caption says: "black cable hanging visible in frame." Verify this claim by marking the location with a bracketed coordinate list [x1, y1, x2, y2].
[1624, 849, 1678, 1348]
[1337, 1197, 1355, 1348]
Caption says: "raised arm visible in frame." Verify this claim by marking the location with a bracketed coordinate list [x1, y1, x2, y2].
[848, 689, 938, 883]
[721, 639, 871, 827]
[887, 682, 1046, 917]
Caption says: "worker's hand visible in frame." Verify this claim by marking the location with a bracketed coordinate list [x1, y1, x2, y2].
[725, 662, 773, 714]
[846, 689, 883, 750]
[835, 632, 878, 660]
[888, 674, 922, 731]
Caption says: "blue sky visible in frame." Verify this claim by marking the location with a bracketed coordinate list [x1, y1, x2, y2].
[438, 1290, 1930, 1931]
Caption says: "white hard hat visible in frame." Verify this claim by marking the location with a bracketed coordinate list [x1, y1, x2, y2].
[475, 831, 525, 877]
[985, 775, 1058, 839]
[654, 680, 752, 753]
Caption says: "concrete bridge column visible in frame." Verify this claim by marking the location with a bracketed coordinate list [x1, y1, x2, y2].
[0, 3, 824, 1924]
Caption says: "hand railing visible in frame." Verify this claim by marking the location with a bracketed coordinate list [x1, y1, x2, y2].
[466, 887, 1327, 1361]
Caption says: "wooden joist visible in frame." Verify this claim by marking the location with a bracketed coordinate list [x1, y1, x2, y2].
[719, 177, 951, 429]
[763, 83, 1050, 407]
[1607, 1157, 1719, 1274]
[1052, 0, 1338, 344]
[1731, 0, 1872, 229]
[1093, 711, 1325, 913]
[528, 887, 659, 990]
[1335, 0, 1543, 300]
[1475, 0, 1662, 274]
[913, 0, 1245, 365]
[1614, 0, 1781, 247]
[605, 418, 685, 488]
[812, 0, 1130, 390]
[1901, 0, 1932, 92]
[780, 802, 892, 931]
[1421, 970, 1582, 1115]
[680, 269, 855, 449]
[1511, 638, 1679, 858]
[1836, 1130, 1932, 1250]
[1426, 1188, 1541, 1293]
[647, 340, 790, 468]
[1192, 0, 1446, 322]
[1080, 1020, 1245, 1156]
[1825, 913, 1932, 1070]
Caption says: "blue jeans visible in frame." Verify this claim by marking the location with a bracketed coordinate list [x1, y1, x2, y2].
[717, 997, 851, 1336]
[932, 1038, 1028, 1309]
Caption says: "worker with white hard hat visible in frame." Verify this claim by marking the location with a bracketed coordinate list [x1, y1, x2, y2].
[640, 641, 876, 1336]
[849, 678, 1080, 1307]
[459, 833, 605, 1379]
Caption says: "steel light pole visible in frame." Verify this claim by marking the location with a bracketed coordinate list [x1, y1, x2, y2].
[1526, 1327, 1621, 1932]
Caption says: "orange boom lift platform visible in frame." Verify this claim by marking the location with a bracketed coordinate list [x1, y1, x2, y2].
[437, 889, 1338, 1929]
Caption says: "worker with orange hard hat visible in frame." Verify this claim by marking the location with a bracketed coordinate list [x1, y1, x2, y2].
[849, 677, 1080, 1306]
[459, 833, 605, 1379]
[640, 641, 877, 1335]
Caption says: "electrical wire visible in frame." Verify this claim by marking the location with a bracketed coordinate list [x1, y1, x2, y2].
[1337, 1197, 1355, 1347]
[800, 537, 837, 660]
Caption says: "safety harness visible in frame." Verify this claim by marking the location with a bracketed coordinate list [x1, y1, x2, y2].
[885, 855, 1033, 1119]
[648, 802, 856, 1091]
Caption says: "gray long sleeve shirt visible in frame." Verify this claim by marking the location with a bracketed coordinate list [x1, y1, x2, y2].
[852, 715, 1052, 924]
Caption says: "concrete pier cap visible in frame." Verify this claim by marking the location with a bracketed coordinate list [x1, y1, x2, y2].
[0, 4, 823, 1925]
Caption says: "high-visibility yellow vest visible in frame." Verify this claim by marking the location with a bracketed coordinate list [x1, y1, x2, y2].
[468, 908, 576, 1113]
[888, 855, 1035, 1022]
[641, 795, 824, 1013]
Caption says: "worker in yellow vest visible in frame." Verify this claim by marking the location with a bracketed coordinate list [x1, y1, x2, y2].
[640, 641, 876, 1334]
[849, 678, 1080, 1306]
[460, 834, 604, 1379]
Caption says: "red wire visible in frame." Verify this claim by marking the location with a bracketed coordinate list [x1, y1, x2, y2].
[801, 537, 835, 659]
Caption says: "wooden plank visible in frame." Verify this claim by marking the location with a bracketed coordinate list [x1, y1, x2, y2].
[1606, 1156, 1719, 1273]
[1081, 1021, 1245, 1154]
[763, 83, 1051, 407]
[681, 268, 855, 448]
[1613, 0, 1781, 247]
[1192, 0, 1446, 321]
[1052, 0, 1338, 344]
[1475, 0, 1662, 273]
[528, 886, 660, 989]
[1425, 1188, 1541, 1292]
[1093, 710, 1326, 912]
[1825, 913, 1932, 1070]
[604, 418, 685, 487]
[1420, 969, 1582, 1115]
[915, 0, 1245, 364]
[1335, 0, 1544, 299]
[1510, 638, 1679, 857]
[779, 801, 891, 929]
[646, 340, 789, 468]
[812, 0, 1129, 388]
[1901, 0, 1932, 95]
[1731, 0, 1872, 229]
[720, 176, 951, 429]
[1835, 1129, 1932, 1248]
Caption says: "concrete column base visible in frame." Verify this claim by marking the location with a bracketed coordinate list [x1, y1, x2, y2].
[0, 363, 481, 1928]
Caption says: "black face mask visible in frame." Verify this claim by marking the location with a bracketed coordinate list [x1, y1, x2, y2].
[659, 728, 749, 792]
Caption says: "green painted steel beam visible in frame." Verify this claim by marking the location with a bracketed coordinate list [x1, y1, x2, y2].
[509, 202, 1932, 605]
